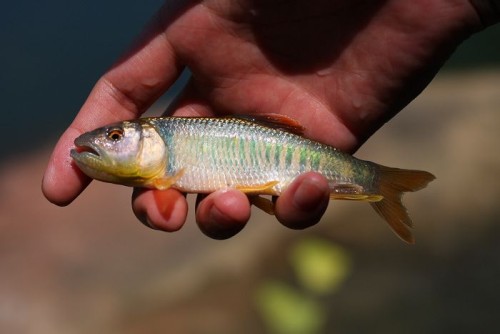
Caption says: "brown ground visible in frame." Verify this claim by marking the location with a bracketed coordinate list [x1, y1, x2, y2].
[1, 70, 500, 333]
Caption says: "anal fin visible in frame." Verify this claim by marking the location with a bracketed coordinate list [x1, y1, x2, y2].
[330, 194, 383, 202]
[330, 184, 382, 202]
[150, 169, 185, 190]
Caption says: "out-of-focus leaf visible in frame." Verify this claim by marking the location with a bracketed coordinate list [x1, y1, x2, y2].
[290, 237, 351, 295]
[256, 280, 325, 334]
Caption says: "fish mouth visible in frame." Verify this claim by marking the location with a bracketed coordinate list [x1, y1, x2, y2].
[73, 145, 99, 156]
[70, 137, 102, 164]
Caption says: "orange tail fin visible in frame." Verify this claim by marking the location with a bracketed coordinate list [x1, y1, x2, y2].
[370, 166, 435, 244]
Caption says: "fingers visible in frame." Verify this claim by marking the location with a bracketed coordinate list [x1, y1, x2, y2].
[132, 188, 188, 232]
[195, 190, 251, 239]
[275, 172, 331, 229]
[132, 188, 252, 238]
[193, 173, 330, 238]
[41, 126, 95, 206]
[192, 173, 329, 239]
[42, 4, 185, 206]
[134, 172, 329, 237]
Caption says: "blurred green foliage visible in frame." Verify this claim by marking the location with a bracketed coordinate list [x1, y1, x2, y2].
[290, 238, 351, 295]
[256, 280, 325, 334]
[256, 237, 352, 334]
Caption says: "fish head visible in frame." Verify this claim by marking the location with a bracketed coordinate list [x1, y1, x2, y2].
[70, 120, 167, 186]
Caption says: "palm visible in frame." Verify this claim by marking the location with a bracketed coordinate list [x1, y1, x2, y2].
[165, 0, 473, 152]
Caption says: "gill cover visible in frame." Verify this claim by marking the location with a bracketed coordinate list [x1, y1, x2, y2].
[71, 120, 166, 186]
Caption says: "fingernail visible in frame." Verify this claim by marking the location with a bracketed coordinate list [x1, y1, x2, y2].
[144, 217, 159, 230]
[154, 190, 178, 222]
[135, 209, 157, 230]
[207, 203, 225, 227]
[198, 192, 247, 240]
[293, 177, 329, 212]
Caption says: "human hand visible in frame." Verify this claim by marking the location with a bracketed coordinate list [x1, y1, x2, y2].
[42, 0, 493, 238]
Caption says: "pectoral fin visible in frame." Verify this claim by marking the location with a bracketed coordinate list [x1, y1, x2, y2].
[150, 169, 185, 190]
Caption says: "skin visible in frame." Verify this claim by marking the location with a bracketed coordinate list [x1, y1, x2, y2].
[42, 0, 497, 238]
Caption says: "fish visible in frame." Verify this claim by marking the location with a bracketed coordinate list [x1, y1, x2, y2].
[70, 115, 435, 243]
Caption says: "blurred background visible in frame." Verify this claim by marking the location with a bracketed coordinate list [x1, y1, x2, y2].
[1, 1, 500, 333]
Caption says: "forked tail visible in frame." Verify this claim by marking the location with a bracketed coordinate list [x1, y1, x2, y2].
[370, 166, 435, 244]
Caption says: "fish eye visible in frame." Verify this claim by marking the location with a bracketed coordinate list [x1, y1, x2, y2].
[107, 128, 124, 141]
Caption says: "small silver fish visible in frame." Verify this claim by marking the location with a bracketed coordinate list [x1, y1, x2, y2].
[71, 115, 435, 243]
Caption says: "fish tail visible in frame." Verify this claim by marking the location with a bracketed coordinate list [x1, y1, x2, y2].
[370, 166, 435, 244]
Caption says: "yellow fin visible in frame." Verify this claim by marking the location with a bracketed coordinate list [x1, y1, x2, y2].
[330, 194, 383, 202]
[150, 169, 185, 190]
[235, 181, 279, 195]
[329, 184, 382, 201]
[250, 196, 275, 215]
[369, 166, 435, 244]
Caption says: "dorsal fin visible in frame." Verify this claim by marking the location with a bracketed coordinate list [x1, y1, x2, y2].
[233, 114, 305, 136]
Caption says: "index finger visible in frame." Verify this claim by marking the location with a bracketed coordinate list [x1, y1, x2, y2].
[42, 4, 185, 205]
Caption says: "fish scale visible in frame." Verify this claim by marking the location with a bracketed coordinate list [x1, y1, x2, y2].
[71, 115, 435, 243]
[148, 117, 364, 194]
